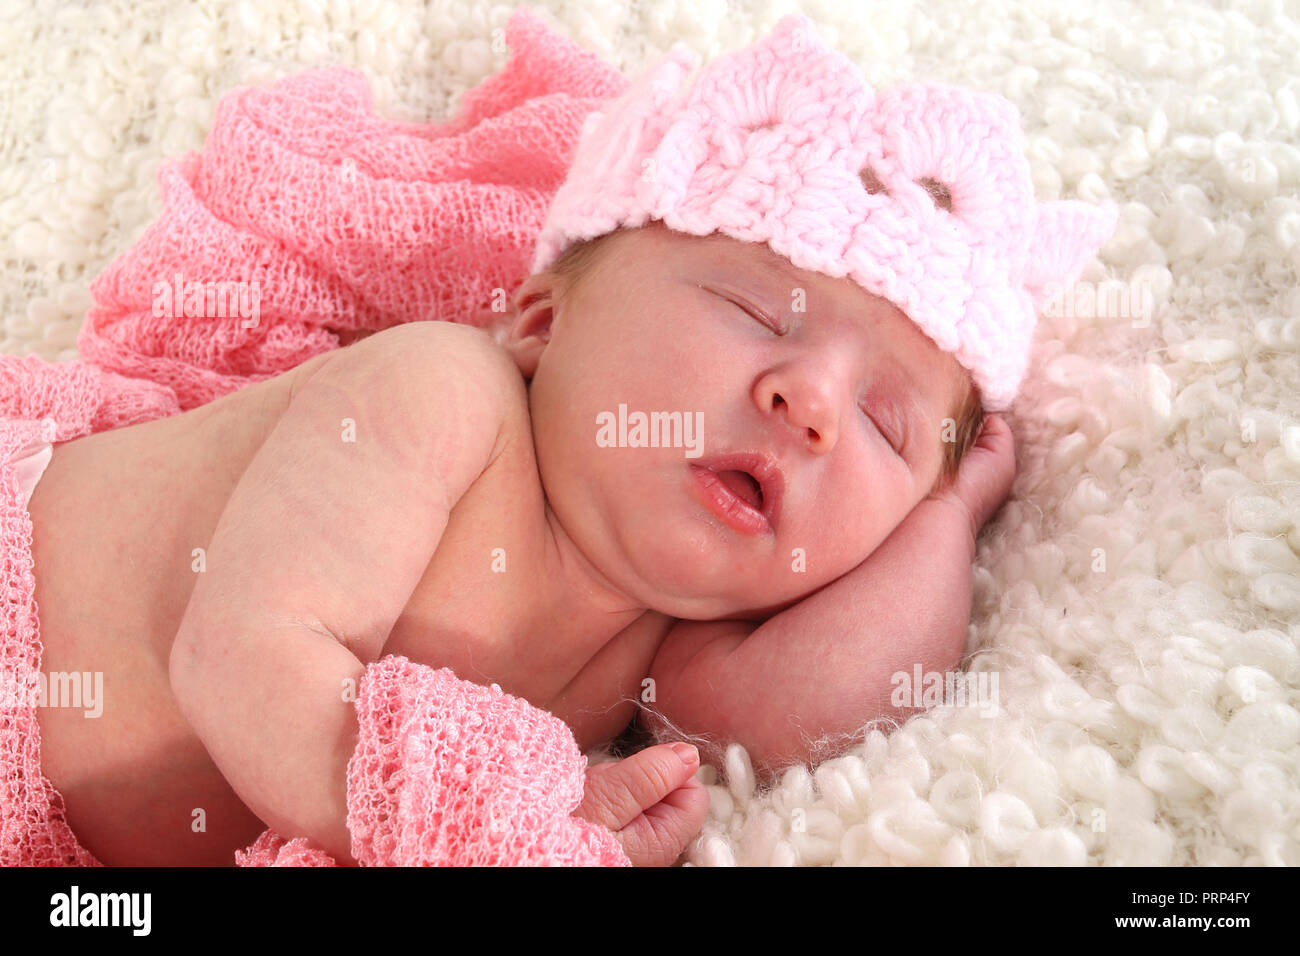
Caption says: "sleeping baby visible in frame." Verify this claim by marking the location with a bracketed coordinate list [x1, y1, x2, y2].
[17, 15, 1115, 867]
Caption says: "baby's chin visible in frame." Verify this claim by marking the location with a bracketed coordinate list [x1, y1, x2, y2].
[617, 502, 905, 620]
[604, 513, 822, 619]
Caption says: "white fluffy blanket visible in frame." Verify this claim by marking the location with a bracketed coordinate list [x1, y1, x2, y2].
[2, 0, 1297, 867]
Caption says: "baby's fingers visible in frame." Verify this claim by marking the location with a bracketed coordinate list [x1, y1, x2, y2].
[969, 414, 1017, 501]
[578, 743, 699, 832]
[951, 415, 1017, 530]
[973, 413, 1016, 461]
[618, 774, 710, 867]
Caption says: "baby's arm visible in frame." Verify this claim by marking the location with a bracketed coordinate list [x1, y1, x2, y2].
[641, 416, 1016, 781]
[169, 321, 514, 863]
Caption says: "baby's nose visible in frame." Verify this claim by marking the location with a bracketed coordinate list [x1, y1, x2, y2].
[768, 385, 839, 451]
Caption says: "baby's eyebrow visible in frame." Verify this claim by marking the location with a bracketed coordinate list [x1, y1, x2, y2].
[695, 239, 811, 293]
[698, 257, 800, 294]
[752, 252, 808, 287]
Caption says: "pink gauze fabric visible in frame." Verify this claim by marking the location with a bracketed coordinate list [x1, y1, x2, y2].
[235, 656, 629, 867]
[78, 4, 630, 412]
[3, 4, 634, 866]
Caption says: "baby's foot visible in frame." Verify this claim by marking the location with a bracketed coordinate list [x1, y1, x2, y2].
[575, 743, 710, 867]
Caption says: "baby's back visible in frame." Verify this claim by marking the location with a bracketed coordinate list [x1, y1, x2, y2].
[30, 321, 670, 865]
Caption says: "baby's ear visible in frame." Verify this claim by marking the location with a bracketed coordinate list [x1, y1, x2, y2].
[499, 272, 559, 378]
[1021, 199, 1120, 312]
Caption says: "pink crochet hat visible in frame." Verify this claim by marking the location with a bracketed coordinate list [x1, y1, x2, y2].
[531, 14, 1120, 411]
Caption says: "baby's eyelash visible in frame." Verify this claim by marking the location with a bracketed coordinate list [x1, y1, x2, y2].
[863, 403, 905, 455]
[727, 296, 784, 334]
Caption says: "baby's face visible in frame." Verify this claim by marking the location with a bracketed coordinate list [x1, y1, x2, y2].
[506, 222, 970, 621]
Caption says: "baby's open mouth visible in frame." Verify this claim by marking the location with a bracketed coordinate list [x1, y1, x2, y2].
[687, 453, 784, 536]
[713, 469, 763, 511]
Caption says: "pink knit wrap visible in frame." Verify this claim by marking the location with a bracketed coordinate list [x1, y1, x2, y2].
[78, 5, 629, 412]
[236, 656, 629, 867]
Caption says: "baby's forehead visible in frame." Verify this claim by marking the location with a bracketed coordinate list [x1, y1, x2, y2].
[654, 226, 892, 313]
[651, 228, 965, 382]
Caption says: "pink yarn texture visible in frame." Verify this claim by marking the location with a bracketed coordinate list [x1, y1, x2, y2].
[533, 13, 1119, 409]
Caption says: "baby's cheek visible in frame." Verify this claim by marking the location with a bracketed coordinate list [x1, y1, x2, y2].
[877, 497, 915, 545]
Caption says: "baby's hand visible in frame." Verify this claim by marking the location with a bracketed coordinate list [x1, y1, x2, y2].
[926, 413, 1017, 543]
[575, 743, 710, 867]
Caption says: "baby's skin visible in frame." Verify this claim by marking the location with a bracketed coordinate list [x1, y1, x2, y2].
[30, 222, 1014, 866]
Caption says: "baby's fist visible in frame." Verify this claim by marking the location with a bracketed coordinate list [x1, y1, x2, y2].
[928, 413, 1017, 542]
[575, 743, 709, 867]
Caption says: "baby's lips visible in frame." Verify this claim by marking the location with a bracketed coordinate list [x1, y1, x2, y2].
[691, 449, 786, 533]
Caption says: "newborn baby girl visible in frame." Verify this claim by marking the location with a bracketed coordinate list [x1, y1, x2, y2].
[13, 14, 1116, 868]
[28, 223, 1006, 867]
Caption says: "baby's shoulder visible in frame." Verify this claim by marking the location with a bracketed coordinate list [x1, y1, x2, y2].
[297, 321, 519, 393]
[295, 321, 523, 422]
[284, 321, 525, 484]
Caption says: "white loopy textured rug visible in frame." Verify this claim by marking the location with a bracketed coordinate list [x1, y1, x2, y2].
[3, 0, 1298, 867]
